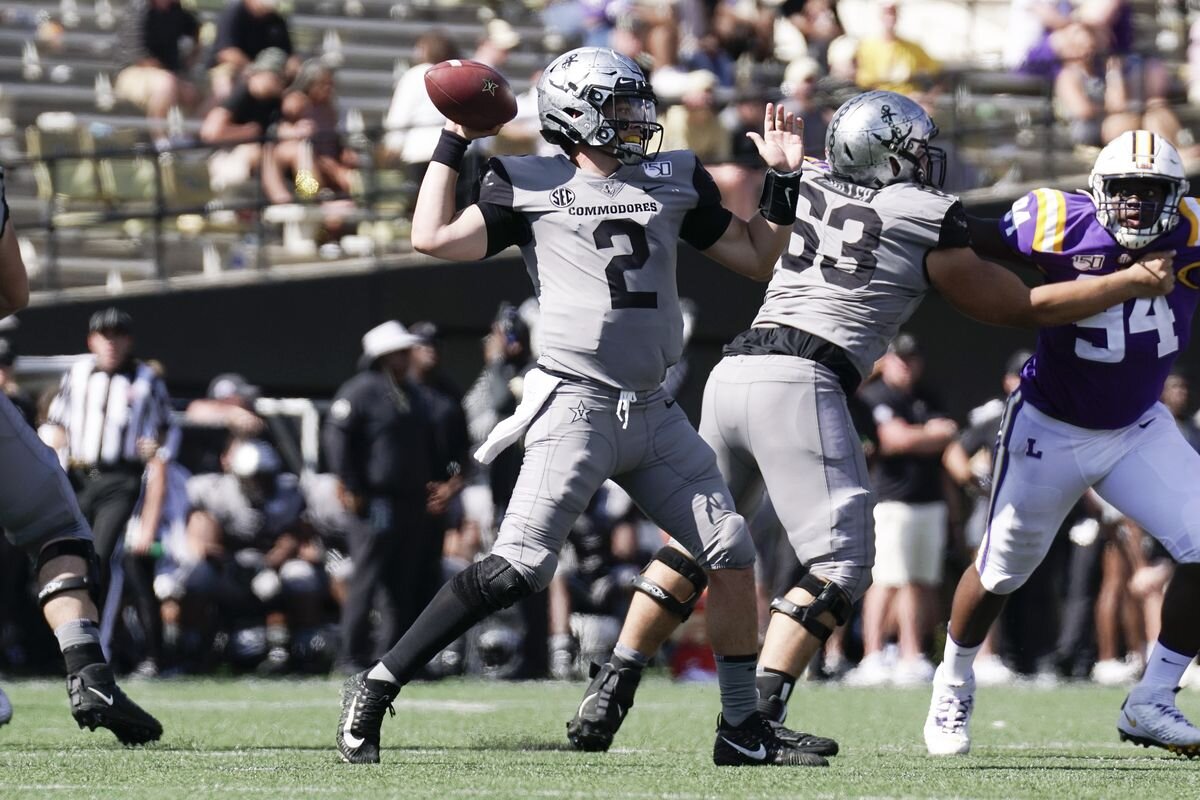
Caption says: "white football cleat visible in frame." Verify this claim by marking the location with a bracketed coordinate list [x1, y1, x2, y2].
[924, 665, 975, 756]
[1118, 687, 1200, 758]
[0, 685, 12, 726]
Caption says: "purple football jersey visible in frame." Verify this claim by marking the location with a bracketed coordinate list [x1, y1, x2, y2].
[1001, 189, 1200, 429]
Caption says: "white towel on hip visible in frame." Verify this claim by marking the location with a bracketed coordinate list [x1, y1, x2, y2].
[474, 368, 562, 465]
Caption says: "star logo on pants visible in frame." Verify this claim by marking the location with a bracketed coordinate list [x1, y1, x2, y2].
[570, 401, 591, 423]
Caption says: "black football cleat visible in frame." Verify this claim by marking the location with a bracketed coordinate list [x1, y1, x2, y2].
[713, 712, 829, 767]
[68, 664, 162, 745]
[758, 694, 840, 756]
[337, 670, 396, 764]
[566, 661, 641, 752]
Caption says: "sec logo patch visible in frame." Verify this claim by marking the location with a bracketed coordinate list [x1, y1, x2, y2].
[550, 187, 575, 208]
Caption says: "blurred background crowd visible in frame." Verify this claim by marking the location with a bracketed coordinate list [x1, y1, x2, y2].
[3, 0, 1200, 286]
[3, 0, 1200, 688]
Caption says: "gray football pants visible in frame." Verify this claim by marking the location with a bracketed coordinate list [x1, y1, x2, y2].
[490, 381, 754, 591]
[696, 355, 874, 600]
[0, 392, 92, 556]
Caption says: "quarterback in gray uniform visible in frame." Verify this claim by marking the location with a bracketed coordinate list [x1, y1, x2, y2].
[0, 177, 162, 744]
[336, 46, 824, 767]
[569, 90, 1177, 754]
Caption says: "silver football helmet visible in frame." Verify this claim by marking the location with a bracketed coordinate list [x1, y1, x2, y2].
[825, 90, 946, 189]
[1089, 130, 1188, 250]
[537, 47, 662, 165]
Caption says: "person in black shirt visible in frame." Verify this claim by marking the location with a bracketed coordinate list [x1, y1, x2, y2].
[324, 321, 437, 672]
[208, 0, 296, 100]
[114, 0, 200, 146]
[847, 333, 957, 687]
[201, 48, 291, 204]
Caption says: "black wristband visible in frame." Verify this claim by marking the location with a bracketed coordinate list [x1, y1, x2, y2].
[430, 129, 470, 170]
[759, 168, 802, 225]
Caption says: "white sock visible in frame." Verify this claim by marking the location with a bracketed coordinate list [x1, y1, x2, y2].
[1137, 641, 1194, 693]
[367, 661, 400, 686]
[941, 633, 982, 684]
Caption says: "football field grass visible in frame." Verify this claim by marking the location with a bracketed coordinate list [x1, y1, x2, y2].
[1, 675, 1199, 799]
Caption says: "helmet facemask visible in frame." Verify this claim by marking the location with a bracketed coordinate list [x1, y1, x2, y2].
[595, 88, 663, 165]
[1091, 174, 1185, 249]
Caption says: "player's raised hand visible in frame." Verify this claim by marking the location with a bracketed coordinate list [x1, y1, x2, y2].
[1126, 250, 1175, 297]
[746, 103, 804, 173]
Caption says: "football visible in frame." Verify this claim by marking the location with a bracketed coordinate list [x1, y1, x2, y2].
[424, 59, 518, 132]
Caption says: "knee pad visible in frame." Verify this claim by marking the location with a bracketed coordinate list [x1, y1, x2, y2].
[35, 538, 100, 609]
[769, 572, 853, 642]
[451, 554, 534, 614]
[631, 546, 709, 621]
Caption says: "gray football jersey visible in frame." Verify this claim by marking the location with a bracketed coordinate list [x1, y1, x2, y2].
[479, 151, 725, 392]
[753, 165, 964, 378]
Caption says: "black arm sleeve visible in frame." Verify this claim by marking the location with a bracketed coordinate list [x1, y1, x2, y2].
[681, 158, 733, 250]
[479, 204, 532, 257]
[477, 158, 532, 257]
[937, 201, 972, 249]
[966, 213, 1034, 267]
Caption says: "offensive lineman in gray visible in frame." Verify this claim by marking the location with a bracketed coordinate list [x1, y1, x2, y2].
[336, 47, 824, 767]
[568, 90, 1177, 754]
[0, 172, 162, 743]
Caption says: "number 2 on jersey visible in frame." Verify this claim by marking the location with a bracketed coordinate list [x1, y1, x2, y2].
[595, 219, 657, 309]
[1074, 296, 1179, 363]
[786, 183, 883, 288]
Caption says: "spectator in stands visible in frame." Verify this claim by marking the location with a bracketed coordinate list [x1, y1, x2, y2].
[855, 0, 940, 96]
[778, 0, 843, 70]
[686, 31, 736, 88]
[208, 0, 297, 101]
[660, 70, 730, 162]
[473, 19, 521, 73]
[779, 56, 830, 158]
[274, 60, 358, 197]
[847, 333, 956, 687]
[201, 48, 292, 205]
[384, 31, 457, 184]
[114, 0, 201, 150]
[323, 321, 437, 672]
[646, 23, 689, 103]
[1006, 0, 1070, 73]
[823, 33, 860, 94]
[45, 308, 178, 675]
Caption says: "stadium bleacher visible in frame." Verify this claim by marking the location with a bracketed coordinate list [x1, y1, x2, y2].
[0, 0, 1196, 295]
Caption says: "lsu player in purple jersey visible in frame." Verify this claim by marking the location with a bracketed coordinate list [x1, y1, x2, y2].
[925, 130, 1200, 757]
